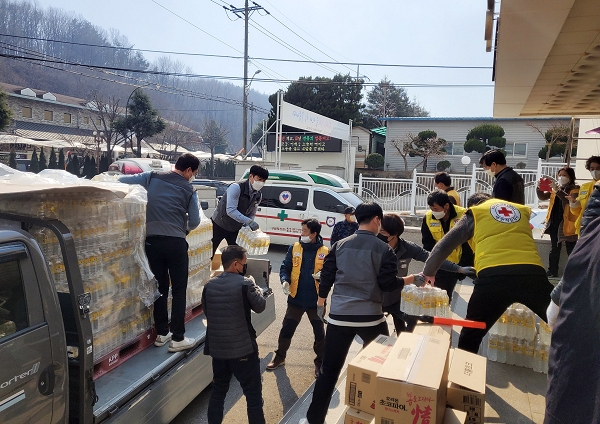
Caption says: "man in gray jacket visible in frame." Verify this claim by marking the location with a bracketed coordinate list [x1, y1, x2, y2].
[301, 202, 423, 424]
[119, 153, 200, 352]
[202, 245, 267, 424]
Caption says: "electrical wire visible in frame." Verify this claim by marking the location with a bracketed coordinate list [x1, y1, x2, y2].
[0, 33, 492, 69]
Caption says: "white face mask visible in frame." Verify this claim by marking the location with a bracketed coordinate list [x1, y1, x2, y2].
[557, 176, 570, 186]
[484, 168, 495, 178]
[432, 210, 446, 219]
[251, 180, 265, 191]
[300, 235, 311, 243]
[591, 170, 600, 181]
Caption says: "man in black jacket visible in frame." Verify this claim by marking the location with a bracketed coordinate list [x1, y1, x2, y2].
[202, 245, 267, 424]
[479, 149, 525, 204]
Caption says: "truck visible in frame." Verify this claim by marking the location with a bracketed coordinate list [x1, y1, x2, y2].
[0, 212, 275, 423]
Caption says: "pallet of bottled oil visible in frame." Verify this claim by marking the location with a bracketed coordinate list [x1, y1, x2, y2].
[485, 303, 552, 374]
[236, 225, 270, 255]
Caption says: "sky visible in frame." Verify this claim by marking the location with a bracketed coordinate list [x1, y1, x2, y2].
[33, 0, 495, 118]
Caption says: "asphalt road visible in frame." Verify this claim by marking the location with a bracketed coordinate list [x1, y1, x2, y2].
[171, 243, 321, 424]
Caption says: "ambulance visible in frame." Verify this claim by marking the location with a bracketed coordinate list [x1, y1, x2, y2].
[241, 170, 363, 246]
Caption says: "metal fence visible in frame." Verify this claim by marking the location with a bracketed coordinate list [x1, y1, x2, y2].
[354, 158, 567, 214]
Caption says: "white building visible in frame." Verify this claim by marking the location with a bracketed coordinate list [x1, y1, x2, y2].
[382, 117, 570, 173]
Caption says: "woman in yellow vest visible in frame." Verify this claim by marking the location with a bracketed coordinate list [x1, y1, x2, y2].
[421, 190, 473, 300]
[266, 218, 329, 379]
[422, 193, 554, 354]
[569, 155, 600, 236]
[536, 167, 579, 277]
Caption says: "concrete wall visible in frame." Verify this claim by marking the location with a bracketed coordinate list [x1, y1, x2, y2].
[384, 117, 570, 173]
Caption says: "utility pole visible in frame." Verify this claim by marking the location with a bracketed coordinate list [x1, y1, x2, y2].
[223, 1, 267, 154]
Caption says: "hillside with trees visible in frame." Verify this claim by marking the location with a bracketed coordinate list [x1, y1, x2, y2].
[0, 0, 270, 150]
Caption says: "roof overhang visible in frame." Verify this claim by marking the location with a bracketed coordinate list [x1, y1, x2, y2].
[492, 0, 600, 117]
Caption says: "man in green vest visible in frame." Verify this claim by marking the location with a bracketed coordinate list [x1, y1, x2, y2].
[266, 218, 329, 378]
[421, 190, 473, 300]
[423, 193, 553, 353]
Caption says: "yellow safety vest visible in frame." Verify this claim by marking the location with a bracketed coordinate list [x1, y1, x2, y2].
[471, 199, 543, 272]
[574, 180, 596, 236]
[289, 242, 329, 298]
[545, 188, 579, 237]
[425, 206, 466, 264]
[447, 189, 461, 206]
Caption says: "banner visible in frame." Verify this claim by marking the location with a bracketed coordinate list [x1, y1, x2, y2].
[280, 101, 350, 141]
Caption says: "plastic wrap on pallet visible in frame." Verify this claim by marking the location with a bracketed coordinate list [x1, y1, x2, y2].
[185, 212, 213, 311]
[236, 226, 270, 255]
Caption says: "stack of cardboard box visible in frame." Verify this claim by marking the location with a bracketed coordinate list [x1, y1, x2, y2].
[341, 324, 486, 424]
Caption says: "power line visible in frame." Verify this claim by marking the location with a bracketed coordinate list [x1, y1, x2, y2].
[0, 33, 492, 70]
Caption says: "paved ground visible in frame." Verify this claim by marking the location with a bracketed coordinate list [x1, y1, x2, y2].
[172, 245, 549, 424]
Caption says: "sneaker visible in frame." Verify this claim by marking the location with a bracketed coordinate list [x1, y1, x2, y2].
[154, 332, 172, 347]
[168, 337, 197, 352]
[266, 354, 285, 370]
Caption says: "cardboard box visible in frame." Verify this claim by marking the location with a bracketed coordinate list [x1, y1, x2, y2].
[211, 248, 222, 270]
[412, 323, 452, 340]
[376, 333, 450, 424]
[446, 349, 487, 424]
[442, 407, 468, 424]
[344, 407, 375, 424]
[345, 335, 396, 414]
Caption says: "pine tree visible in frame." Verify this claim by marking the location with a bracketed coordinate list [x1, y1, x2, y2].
[83, 155, 91, 179]
[9, 148, 17, 169]
[58, 149, 65, 170]
[29, 147, 39, 173]
[48, 147, 57, 169]
[38, 147, 47, 171]
[89, 157, 97, 178]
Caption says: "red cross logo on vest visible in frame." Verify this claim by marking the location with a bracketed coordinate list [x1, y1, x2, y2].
[490, 203, 521, 223]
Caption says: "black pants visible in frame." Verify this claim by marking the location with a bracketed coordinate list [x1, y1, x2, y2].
[207, 352, 265, 424]
[458, 273, 553, 353]
[145, 236, 189, 342]
[548, 231, 577, 275]
[382, 301, 407, 334]
[211, 219, 239, 256]
[435, 269, 460, 301]
[306, 321, 389, 423]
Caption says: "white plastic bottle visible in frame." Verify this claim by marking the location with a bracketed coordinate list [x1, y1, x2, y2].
[487, 333, 498, 361]
[533, 335, 543, 373]
[497, 335, 507, 363]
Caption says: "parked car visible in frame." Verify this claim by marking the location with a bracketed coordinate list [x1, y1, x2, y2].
[192, 179, 231, 198]
[107, 158, 172, 175]
[239, 170, 363, 247]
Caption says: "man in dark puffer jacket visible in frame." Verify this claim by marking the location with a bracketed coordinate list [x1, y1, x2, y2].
[202, 245, 266, 424]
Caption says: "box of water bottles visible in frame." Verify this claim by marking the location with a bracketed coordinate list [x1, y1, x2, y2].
[486, 303, 551, 374]
[236, 225, 270, 255]
[400, 284, 451, 318]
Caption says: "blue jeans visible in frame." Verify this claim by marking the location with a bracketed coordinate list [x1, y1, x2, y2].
[207, 352, 265, 424]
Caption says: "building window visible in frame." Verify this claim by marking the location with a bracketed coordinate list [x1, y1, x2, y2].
[63, 113, 71, 123]
[505, 143, 527, 157]
[446, 142, 464, 156]
[83, 117, 89, 125]
[44, 110, 53, 121]
[22, 107, 32, 118]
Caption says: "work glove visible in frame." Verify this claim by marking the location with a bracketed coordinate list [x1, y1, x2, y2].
[413, 273, 428, 287]
[248, 220, 260, 231]
[546, 301, 560, 329]
[317, 304, 327, 323]
[282, 281, 291, 296]
[247, 275, 256, 284]
[458, 266, 477, 276]
[312, 271, 321, 281]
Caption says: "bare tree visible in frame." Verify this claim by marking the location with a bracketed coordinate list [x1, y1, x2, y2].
[153, 117, 202, 161]
[392, 131, 447, 172]
[201, 119, 229, 177]
[88, 91, 124, 164]
[389, 138, 413, 171]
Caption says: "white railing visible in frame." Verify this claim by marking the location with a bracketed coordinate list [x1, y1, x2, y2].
[355, 158, 566, 214]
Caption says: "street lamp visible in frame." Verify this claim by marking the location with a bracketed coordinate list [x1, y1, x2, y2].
[93, 130, 104, 173]
[461, 155, 471, 174]
[243, 69, 261, 154]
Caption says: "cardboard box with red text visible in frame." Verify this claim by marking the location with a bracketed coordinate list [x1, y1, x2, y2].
[446, 349, 487, 424]
[345, 335, 396, 414]
[375, 333, 450, 424]
[344, 407, 375, 424]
